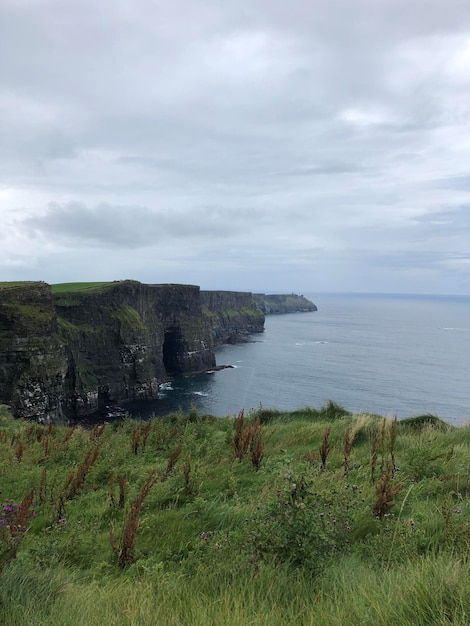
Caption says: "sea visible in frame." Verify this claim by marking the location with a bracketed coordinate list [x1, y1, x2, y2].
[123, 293, 470, 426]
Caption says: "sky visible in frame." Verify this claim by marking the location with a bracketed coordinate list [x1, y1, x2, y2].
[1, 0, 470, 295]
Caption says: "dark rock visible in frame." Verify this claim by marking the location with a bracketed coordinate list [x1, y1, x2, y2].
[201, 290, 265, 344]
[0, 281, 265, 423]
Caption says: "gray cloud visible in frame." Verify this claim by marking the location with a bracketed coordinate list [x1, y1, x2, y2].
[23, 202, 260, 248]
[1, 0, 470, 293]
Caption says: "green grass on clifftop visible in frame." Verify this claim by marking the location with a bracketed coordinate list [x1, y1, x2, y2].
[51, 282, 115, 294]
[1, 402, 470, 625]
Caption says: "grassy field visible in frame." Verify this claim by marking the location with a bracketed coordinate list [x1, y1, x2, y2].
[51, 282, 115, 294]
[0, 282, 115, 293]
[1, 402, 470, 625]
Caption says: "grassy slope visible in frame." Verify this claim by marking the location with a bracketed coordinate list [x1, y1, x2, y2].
[1, 403, 470, 625]
[51, 282, 115, 294]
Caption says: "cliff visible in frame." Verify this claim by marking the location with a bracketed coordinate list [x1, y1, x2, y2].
[0, 282, 68, 423]
[253, 293, 317, 314]
[0, 281, 265, 423]
[201, 290, 265, 344]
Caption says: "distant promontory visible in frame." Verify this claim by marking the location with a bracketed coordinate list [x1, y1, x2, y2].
[253, 293, 317, 315]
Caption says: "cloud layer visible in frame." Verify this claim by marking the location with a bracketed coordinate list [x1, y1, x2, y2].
[1, 0, 470, 293]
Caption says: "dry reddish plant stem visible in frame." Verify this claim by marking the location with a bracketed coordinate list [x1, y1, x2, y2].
[110, 469, 158, 568]
[131, 428, 141, 454]
[15, 441, 25, 462]
[373, 457, 403, 518]
[9, 489, 35, 541]
[90, 423, 106, 441]
[118, 476, 127, 509]
[62, 428, 75, 446]
[0, 489, 35, 570]
[42, 436, 50, 457]
[389, 416, 398, 476]
[183, 454, 192, 492]
[343, 429, 354, 476]
[110, 475, 127, 508]
[162, 444, 182, 481]
[38, 468, 47, 505]
[141, 422, 152, 451]
[379, 418, 387, 473]
[234, 412, 264, 469]
[319, 427, 331, 470]
[370, 435, 378, 484]
[66, 445, 101, 499]
[251, 429, 264, 471]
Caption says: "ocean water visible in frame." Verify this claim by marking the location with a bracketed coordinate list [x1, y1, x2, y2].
[125, 293, 470, 426]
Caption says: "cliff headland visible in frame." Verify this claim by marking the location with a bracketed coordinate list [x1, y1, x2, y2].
[0, 281, 315, 424]
[0, 281, 269, 423]
[253, 293, 317, 314]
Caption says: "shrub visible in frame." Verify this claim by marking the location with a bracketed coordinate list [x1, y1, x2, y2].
[250, 473, 356, 573]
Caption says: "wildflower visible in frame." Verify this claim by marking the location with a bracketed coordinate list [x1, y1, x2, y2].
[454, 508, 462, 514]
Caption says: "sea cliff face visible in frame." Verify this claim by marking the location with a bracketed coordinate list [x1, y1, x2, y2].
[0, 282, 69, 423]
[201, 290, 265, 344]
[0, 281, 265, 423]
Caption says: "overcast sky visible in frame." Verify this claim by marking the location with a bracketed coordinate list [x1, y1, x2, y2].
[1, 0, 470, 294]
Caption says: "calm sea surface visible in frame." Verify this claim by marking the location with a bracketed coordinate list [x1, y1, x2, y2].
[125, 293, 470, 426]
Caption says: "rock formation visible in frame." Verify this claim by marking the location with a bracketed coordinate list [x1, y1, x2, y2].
[0, 281, 264, 423]
[253, 293, 317, 314]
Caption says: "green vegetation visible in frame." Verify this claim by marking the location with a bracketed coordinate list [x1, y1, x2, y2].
[223, 306, 265, 321]
[110, 304, 146, 329]
[51, 282, 115, 294]
[1, 302, 51, 323]
[56, 317, 81, 334]
[1, 401, 470, 625]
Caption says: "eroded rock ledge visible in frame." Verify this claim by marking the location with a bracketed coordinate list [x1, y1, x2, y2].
[0, 281, 264, 423]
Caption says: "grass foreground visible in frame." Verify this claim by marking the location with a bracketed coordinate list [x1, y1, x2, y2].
[1, 402, 470, 625]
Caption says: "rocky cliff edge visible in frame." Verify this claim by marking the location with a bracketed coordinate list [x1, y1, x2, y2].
[0, 281, 265, 423]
